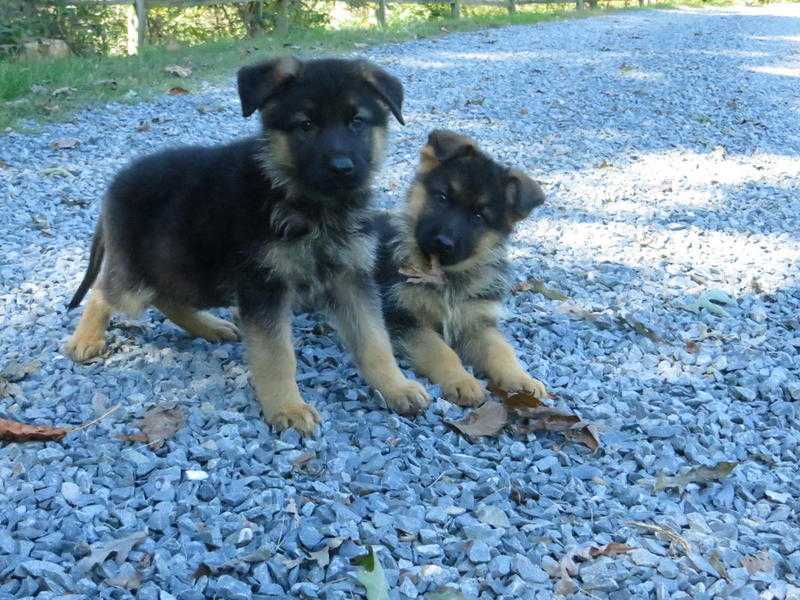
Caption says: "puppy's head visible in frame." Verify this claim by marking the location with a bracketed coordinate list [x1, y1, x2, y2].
[238, 57, 404, 198]
[407, 130, 545, 270]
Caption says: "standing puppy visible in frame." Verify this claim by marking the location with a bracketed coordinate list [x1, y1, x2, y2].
[65, 57, 429, 434]
[370, 130, 548, 406]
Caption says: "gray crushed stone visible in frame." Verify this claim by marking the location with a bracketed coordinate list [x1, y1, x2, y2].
[2, 4, 800, 599]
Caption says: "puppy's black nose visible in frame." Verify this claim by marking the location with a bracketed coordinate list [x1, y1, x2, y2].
[433, 234, 455, 254]
[329, 156, 354, 177]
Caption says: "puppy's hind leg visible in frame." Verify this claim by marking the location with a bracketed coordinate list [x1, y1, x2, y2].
[155, 301, 239, 342]
[65, 289, 113, 362]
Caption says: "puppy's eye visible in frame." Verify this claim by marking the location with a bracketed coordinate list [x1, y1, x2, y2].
[437, 192, 447, 203]
[350, 116, 365, 131]
[472, 208, 487, 223]
[298, 120, 314, 132]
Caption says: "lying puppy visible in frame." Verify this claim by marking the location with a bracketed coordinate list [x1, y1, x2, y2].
[65, 57, 429, 434]
[370, 130, 548, 406]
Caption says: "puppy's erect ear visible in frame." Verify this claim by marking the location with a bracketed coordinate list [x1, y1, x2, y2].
[359, 61, 404, 125]
[427, 129, 476, 162]
[237, 57, 302, 118]
[505, 169, 545, 222]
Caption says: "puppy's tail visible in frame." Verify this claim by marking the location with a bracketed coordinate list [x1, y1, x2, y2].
[67, 221, 105, 310]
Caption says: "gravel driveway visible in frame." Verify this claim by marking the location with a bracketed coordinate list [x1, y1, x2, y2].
[2, 4, 800, 599]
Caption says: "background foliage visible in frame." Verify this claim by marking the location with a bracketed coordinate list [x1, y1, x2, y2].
[0, 0, 462, 58]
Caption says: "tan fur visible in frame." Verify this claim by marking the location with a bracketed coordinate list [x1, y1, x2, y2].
[401, 328, 484, 406]
[243, 314, 321, 435]
[155, 301, 239, 342]
[418, 144, 438, 175]
[461, 326, 547, 399]
[329, 276, 429, 415]
[64, 290, 113, 362]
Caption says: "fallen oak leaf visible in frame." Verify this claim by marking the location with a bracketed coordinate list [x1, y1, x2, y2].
[0, 418, 68, 442]
[511, 278, 569, 301]
[489, 385, 547, 408]
[167, 86, 190, 95]
[653, 461, 737, 493]
[136, 405, 184, 448]
[74, 531, 147, 576]
[117, 406, 184, 447]
[510, 405, 601, 451]
[352, 546, 390, 600]
[446, 401, 508, 440]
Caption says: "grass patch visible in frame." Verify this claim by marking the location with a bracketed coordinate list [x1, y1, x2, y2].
[0, 1, 728, 131]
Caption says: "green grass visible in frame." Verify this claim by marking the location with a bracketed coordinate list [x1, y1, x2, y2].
[0, 1, 730, 131]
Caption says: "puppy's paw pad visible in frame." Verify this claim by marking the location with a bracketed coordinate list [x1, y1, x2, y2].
[442, 375, 486, 407]
[384, 379, 431, 416]
[267, 402, 321, 436]
[64, 337, 106, 362]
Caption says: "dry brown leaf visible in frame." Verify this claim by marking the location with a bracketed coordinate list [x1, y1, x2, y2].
[399, 255, 445, 286]
[489, 385, 544, 409]
[741, 550, 774, 575]
[512, 405, 601, 451]
[118, 406, 184, 447]
[164, 64, 192, 78]
[50, 138, 80, 150]
[138, 406, 184, 448]
[627, 521, 691, 554]
[447, 402, 508, 440]
[654, 461, 737, 493]
[167, 86, 190, 95]
[135, 120, 151, 133]
[0, 418, 68, 442]
[0, 159, 9, 170]
[590, 542, 634, 557]
[94, 79, 118, 89]
[556, 542, 634, 595]
[511, 278, 569, 301]
[116, 433, 148, 443]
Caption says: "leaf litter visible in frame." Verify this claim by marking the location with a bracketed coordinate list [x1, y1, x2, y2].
[0, 419, 68, 442]
[511, 277, 569, 301]
[116, 405, 184, 448]
[555, 542, 635, 595]
[653, 461, 738, 492]
[74, 531, 147, 575]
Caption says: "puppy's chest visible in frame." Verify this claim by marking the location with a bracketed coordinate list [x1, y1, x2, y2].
[261, 229, 376, 302]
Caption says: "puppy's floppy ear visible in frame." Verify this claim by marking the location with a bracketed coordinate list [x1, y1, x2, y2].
[237, 56, 301, 118]
[505, 169, 545, 222]
[358, 61, 404, 125]
[421, 129, 476, 168]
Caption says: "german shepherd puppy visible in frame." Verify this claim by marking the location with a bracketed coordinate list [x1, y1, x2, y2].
[369, 130, 548, 406]
[65, 57, 429, 434]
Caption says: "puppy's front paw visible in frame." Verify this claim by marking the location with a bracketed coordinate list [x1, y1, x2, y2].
[262, 399, 321, 435]
[493, 372, 549, 399]
[381, 378, 431, 416]
[441, 373, 486, 407]
[197, 314, 239, 342]
[64, 335, 106, 362]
